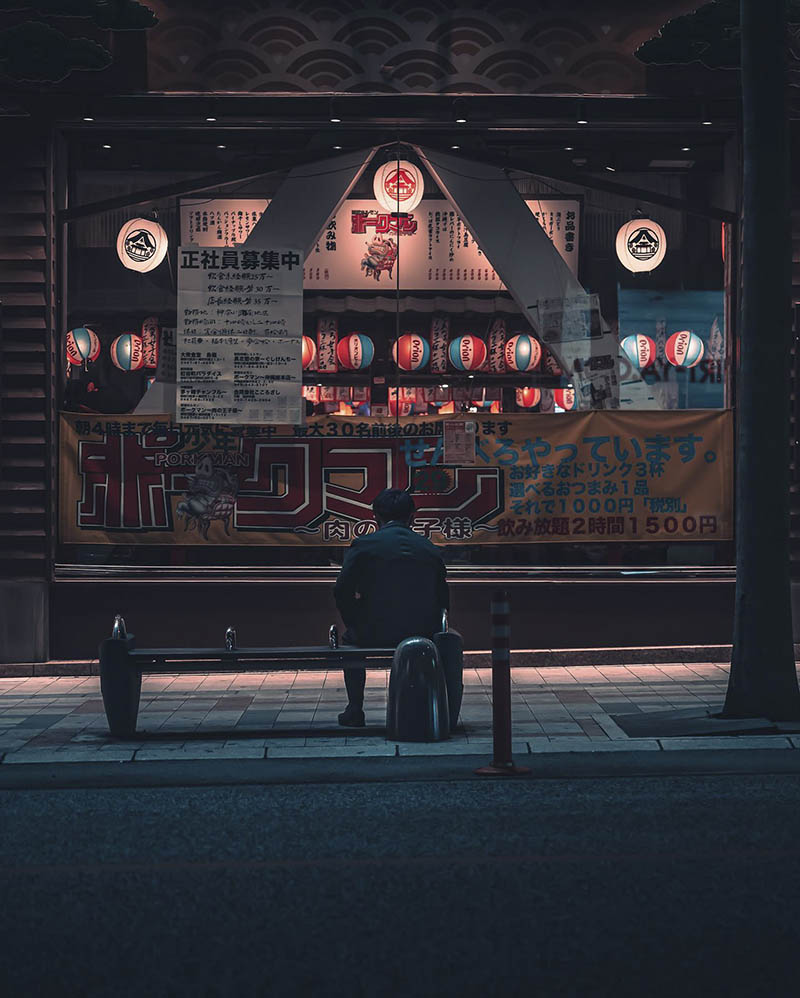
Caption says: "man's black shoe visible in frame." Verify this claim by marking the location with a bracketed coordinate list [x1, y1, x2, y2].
[338, 704, 366, 727]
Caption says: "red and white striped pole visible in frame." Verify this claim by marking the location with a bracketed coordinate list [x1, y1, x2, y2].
[476, 589, 529, 776]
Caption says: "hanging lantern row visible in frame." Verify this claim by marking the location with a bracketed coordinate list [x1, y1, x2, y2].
[304, 380, 576, 416]
[65, 319, 159, 371]
[302, 330, 553, 374]
[620, 331, 705, 369]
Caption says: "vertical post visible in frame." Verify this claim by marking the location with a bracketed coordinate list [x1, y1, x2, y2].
[476, 589, 529, 775]
[724, 0, 800, 719]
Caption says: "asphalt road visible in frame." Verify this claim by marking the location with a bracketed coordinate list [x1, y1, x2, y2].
[2, 773, 800, 998]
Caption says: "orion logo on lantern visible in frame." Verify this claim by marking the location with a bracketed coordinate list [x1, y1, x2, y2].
[110, 332, 145, 371]
[449, 335, 487, 371]
[620, 334, 657, 370]
[392, 333, 430, 371]
[665, 330, 704, 368]
[504, 333, 542, 372]
[66, 327, 101, 367]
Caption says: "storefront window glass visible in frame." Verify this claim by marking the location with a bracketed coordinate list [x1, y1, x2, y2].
[58, 141, 733, 572]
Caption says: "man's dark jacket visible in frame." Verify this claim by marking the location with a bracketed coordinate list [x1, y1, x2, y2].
[334, 522, 449, 647]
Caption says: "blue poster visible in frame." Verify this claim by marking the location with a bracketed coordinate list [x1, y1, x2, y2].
[618, 288, 725, 409]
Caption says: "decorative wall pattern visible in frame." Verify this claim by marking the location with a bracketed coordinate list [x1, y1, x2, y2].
[147, 0, 700, 95]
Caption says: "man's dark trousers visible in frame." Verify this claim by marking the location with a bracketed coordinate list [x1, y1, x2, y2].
[334, 522, 449, 709]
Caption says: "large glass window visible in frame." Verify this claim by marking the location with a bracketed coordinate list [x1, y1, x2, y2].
[58, 133, 733, 572]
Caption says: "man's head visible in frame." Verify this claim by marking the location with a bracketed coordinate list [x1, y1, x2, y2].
[373, 488, 415, 527]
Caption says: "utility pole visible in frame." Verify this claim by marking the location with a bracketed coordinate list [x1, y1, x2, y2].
[723, 0, 800, 718]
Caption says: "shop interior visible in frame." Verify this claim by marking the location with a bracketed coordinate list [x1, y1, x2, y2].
[57, 99, 735, 571]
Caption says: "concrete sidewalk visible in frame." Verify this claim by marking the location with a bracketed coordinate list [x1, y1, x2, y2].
[2, 660, 800, 767]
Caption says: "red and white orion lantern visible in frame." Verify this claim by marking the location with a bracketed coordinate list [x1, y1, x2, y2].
[65, 327, 100, 367]
[504, 333, 541, 372]
[553, 387, 577, 411]
[302, 335, 317, 370]
[373, 160, 424, 213]
[448, 335, 487, 371]
[336, 333, 375, 370]
[516, 387, 541, 409]
[392, 333, 430, 371]
[110, 332, 145, 371]
[665, 330, 704, 368]
[116, 217, 169, 273]
[620, 333, 657, 370]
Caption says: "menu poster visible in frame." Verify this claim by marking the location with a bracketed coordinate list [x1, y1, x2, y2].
[487, 317, 506, 373]
[176, 245, 303, 425]
[181, 199, 269, 248]
[430, 316, 449, 374]
[443, 420, 477, 465]
[180, 196, 581, 289]
[304, 199, 580, 290]
[316, 316, 338, 372]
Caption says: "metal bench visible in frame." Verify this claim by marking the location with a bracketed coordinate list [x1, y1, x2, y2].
[99, 614, 460, 740]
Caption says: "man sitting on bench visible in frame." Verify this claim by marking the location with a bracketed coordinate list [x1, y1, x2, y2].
[334, 488, 449, 727]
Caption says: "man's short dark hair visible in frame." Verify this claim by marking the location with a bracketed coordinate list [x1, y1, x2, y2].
[373, 488, 415, 524]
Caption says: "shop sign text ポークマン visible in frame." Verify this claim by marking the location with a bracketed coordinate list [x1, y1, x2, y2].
[60, 411, 732, 546]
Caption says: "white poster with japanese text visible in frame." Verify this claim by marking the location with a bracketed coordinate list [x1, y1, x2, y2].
[180, 197, 580, 288]
[176, 245, 303, 425]
[181, 199, 269, 247]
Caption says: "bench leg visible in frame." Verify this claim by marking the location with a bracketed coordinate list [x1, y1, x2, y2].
[434, 630, 464, 731]
[99, 636, 141, 738]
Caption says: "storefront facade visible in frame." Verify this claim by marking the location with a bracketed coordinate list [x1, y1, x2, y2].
[0, 1, 748, 660]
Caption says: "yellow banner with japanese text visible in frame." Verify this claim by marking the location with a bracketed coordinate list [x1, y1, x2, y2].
[59, 410, 732, 545]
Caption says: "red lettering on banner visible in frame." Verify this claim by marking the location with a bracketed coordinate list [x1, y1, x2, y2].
[323, 445, 393, 521]
[78, 429, 183, 530]
[351, 212, 418, 236]
[235, 442, 323, 530]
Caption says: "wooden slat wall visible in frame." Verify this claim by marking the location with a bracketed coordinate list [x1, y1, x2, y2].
[792, 304, 800, 578]
[0, 127, 54, 579]
[794, 208, 800, 306]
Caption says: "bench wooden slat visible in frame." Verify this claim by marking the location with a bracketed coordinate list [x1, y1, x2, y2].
[133, 646, 395, 659]
[130, 659, 393, 675]
[127, 645, 396, 674]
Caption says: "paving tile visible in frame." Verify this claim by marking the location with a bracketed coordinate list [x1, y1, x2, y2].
[135, 745, 265, 761]
[592, 715, 630, 740]
[396, 739, 528, 756]
[267, 744, 396, 758]
[529, 738, 661, 753]
[658, 736, 794, 751]
[4, 748, 136, 764]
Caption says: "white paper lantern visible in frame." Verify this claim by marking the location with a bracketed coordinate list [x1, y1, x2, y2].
[116, 217, 169, 273]
[373, 160, 424, 213]
[615, 218, 667, 273]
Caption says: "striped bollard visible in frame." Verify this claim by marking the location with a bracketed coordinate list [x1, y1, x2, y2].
[476, 590, 530, 776]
